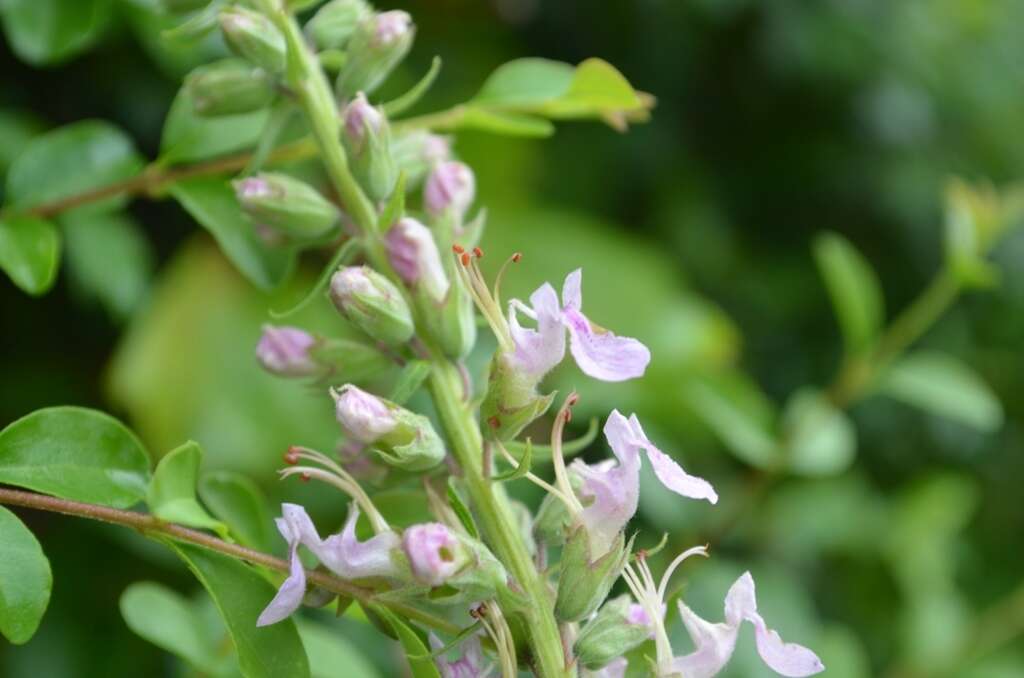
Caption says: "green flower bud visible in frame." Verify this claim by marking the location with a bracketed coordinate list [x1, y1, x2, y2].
[555, 528, 630, 622]
[220, 6, 287, 74]
[481, 352, 555, 440]
[233, 173, 340, 239]
[305, 0, 373, 50]
[329, 266, 415, 346]
[332, 385, 445, 472]
[184, 59, 276, 117]
[574, 595, 653, 670]
[335, 10, 415, 96]
[342, 93, 398, 201]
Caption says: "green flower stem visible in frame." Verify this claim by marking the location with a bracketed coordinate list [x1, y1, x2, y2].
[428, 361, 570, 678]
[0, 486, 460, 635]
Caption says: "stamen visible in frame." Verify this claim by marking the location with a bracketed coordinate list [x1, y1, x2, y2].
[452, 244, 465, 254]
[472, 246, 483, 258]
[656, 545, 710, 603]
[493, 438, 577, 510]
[283, 446, 300, 465]
[460, 252, 471, 267]
[492, 252, 522, 311]
[550, 392, 585, 516]
[279, 458, 390, 534]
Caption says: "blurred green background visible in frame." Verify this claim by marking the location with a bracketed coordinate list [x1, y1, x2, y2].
[2, 0, 1024, 676]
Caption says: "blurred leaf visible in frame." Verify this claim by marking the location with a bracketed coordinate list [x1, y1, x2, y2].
[270, 238, 360, 318]
[0, 109, 45, 176]
[148, 441, 229, 538]
[160, 87, 270, 165]
[782, 389, 856, 476]
[944, 179, 1003, 288]
[0, 406, 151, 508]
[165, 541, 310, 678]
[169, 176, 295, 290]
[6, 120, 144, 216]
[812, 231, 884, 354]
[0, 0, 112, 66]
[684, 373, 780, 469]
[389, 360, 431, 405]
[0, 215, 60, 295]
[473, 58, 575, 107]
[0, 506, 51, 645]
[120, 581, 230, 676]
[200, 471, 275, 552]
[457, 108, 555, 138]
[383, 56, 442, 117]
[61, 211, 153, 319]
[542, 58, 646, 122]
[877, 351, 1003, 432]
[368, 606, 441, 678]
[297, 620, 382, 678]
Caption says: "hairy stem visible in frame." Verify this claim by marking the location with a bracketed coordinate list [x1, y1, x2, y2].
[0, 486, 459, 634]
[428, 362, 570, 678]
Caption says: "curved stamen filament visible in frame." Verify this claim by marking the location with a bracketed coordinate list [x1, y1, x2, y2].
[550, 393, 585, 516]
[656, 544, 709, 603]
[451, 245, 514, 353]
[492, 439, 578, 511]
[492, 251, 522, 310]
[281, 448, 390, 533]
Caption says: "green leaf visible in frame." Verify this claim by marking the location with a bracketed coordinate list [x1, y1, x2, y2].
[6, 120, 144, 216]
[169, 176, 295, 290]
[446, 478, 479, 540]
[876, 351, 1003, 432]
[782, 389, 856, 476]
[269, 238, 361, 318]
[0, 216, 60, 295]
[0, 109, 45, 177]
[119, 582, 228, 675]
[0, 506, 52, 645]
[473, 58, 575, 107]
[369, 605, 442, 678]
[0, 0, 113, 66]
[813, 231, 884, 354]
[458, 107, 555, 138]
[165, 541, 311, 678]
[298, 621, 382, 678]
[542, 58, 644, 118]
[383, 56, 442, 117]
[684, 373, 780, 469]
[61, 211, 153, 319]
[160, 87, 271, 165]
[199, 471, 274, 552]
[943, 179, 1003, 288]
[378, 172, 407, 232]
[148, 441, 229, 538]
[0, 406, 151, 508]
[493, 437, 532, 482]
[388, 360, 431, 405]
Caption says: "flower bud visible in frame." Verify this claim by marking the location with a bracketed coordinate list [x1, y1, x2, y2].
[335, 10, 415, 96]
[574, 595, 653, 670]
[391, 132, 451, 186]
[533, 487, 573, 546]
[331, 385, 445, 471]
[234, 173, 340, 240]
[341, 93, 397, 201]
[329, 265, 415, 346]
[184, 59, 277, 117]
[481, 353, 556, 441]
[425, 161, 475, 221]
[403, 523, 469, 587]
[555, 528, 630, 622]
[219, 7, 287, 74]
[386, 218, 449, 303]
[332, 385, 397, 443]
[305, 0, 372, 50]
[255, 325, 320, 377]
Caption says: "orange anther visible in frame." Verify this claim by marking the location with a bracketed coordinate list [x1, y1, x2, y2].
[460, 253, 471, 266]
[511, 252, 522, 263]
[452, 244, 465, 254]
[472, 246, 483, 258]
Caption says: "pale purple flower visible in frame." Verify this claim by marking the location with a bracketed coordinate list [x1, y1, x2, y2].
[429, 633, 493, 678]
[343, 92, 383, 149]
[570, 411, 717, 558]
[386, 217, 450, 302]
[236, 176, 272, 199]
[508, 269, 650, 382]
[255, 325, 319, 377]
[257, 503, 400, 627]
[373, 10, 411, 46]
[627, 602, 651, 627]
[424, 161, 475, 219]
[582, 657, 627, 678]
[673, 572, 825, 678]
[331, 385, 397, 443]
[403, 522, 467, 586]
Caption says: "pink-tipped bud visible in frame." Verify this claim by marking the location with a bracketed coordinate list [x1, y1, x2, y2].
[402, 522, 468, 586]
[237, 176, 272, 199]
[424, 161, 475, 219]
[374, 10, 411, 46]
[330, 385, 397, 444]
[342, 92, 384, 149]
[385, 217, 449, 303]
[256, 325, 319, 377]
[422, 134, 451, 166]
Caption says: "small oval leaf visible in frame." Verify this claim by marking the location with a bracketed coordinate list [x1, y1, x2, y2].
[813, 231, 884, 355]
[0, 506, 52, 644]
[148, 441, 228, 538]
[0, 215, 60, 295]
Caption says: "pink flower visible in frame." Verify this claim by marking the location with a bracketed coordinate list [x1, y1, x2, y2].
[331, 385, 397, 443]
[508, 269, 650, 382]
[571, 411, 717, 557]
[424, 161, 475, 219]
[255, 325, 319, 377]
[342, 92, 383, 150]
[373, 10, 411, 46]
[429, 633, 492, 678]
[673, 572, 825, 678]
[386, 217, 450, 302]
[402, 522, 468, 586]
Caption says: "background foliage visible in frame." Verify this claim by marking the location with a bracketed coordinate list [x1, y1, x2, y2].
[2, 0, 1024, 676]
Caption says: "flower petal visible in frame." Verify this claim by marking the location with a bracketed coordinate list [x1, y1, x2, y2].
[508, 282, 566, 378]
[603, 410, 642, 468]
[751, 618, 825, 677]
[671, 601, 740, 678]
[724, 571, 758, 628]
[318, 503, 401, 579]
[563, 307, 650, 382]
[642, 442, 718, 504]
[257, 540, 307, 627]
[572, 458, 638, 559]
[562, 268, 583, 310]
